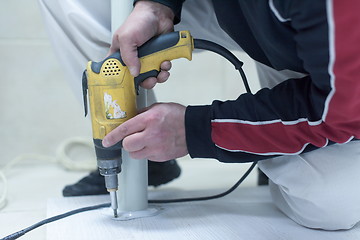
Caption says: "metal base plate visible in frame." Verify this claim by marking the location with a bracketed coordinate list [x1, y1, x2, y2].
[100, 206, 163, 221]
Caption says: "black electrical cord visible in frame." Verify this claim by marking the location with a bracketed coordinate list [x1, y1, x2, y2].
[1, 162, 256, 240]
[194, 39, 252, 94]
[149, 161, 257, 204]
[1, 37, 257, 240]
[0, 203, 110, 240]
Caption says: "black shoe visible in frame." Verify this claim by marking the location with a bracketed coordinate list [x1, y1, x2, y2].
[148, 160, 181, 187]
[62, 160, 181, 197]
[63, 170, 108, 196]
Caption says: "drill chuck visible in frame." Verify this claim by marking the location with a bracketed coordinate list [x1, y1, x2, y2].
[98, 159, 121, 188]
[93, 139, 122, 187]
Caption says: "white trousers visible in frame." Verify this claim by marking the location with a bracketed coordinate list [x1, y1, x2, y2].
[38, 0, 360, 230]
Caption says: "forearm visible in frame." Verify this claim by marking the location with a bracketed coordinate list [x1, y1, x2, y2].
[185, 1, 360, 163]
[185, 76, 359, 163]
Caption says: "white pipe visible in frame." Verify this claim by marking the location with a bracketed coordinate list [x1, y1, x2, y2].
[111, 0, 148, 212]
[110, 0, 133, 33]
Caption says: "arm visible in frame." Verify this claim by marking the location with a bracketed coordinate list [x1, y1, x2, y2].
[133, 0, 185, 24]
[186, 0, 360, 163]
[108, 0, 176, 86]
[102, 0, 189, 161]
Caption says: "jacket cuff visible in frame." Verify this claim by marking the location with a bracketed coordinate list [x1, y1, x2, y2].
[133, 0, 184, 24]
[185, 105, 218, 159]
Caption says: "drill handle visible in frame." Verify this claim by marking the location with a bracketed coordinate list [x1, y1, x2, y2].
[82, 31, 194, 116]
[135, 31, 193, 86]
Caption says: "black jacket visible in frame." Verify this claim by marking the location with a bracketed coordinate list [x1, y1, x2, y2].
[136, 0, 360, 163]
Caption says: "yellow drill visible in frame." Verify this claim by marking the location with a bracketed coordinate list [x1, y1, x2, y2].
[82, 31, 194, 217]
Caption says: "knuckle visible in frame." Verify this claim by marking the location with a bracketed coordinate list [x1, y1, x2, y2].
[116, 125, 128, 137]
[104, 134, 116, 145]
[146, 110, 163, 123]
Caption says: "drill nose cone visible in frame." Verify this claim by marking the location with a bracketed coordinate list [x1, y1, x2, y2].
[113, 208, 118, 218]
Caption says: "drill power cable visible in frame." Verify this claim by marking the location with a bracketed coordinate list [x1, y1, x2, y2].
[0, 203, 111, 240]
[149, 161, 257, 204]
[1, 37, 256, 240]
[1, 162, 257, 240]
[193, 39, 251, 94]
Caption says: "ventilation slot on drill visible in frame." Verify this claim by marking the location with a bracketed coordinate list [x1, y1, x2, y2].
[103, 60, 121, 76]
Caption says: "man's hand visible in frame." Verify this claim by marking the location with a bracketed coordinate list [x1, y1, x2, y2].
[102, 103, 188, 162]
[108, 1, 175, 88]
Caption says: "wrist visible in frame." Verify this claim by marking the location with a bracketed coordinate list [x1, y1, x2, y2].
[134, 1, 175, 24]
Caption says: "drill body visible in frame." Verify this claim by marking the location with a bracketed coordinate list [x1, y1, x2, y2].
[82, 31, 194, 217]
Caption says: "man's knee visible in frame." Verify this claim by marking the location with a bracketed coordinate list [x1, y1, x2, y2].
[270, 182, 360, 230]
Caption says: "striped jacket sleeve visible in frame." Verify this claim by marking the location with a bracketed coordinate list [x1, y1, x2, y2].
[133, 0, 184, 23]
[185, 0, 360, 163]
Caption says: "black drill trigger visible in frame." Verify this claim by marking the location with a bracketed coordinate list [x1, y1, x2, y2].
[134, 69, 160, 94]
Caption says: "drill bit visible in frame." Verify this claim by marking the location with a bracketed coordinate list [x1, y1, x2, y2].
[109, 190, 118, 218]
[103, 173, 119, 218]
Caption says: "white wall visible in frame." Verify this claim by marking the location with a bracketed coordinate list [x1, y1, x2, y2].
[0, 0, 260, 166]
[0, 0, 92, 166]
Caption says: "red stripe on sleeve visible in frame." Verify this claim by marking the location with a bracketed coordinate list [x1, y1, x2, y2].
[211, 0, 360, 155]
[211, 121, 330, 154]
[325, 0, 360, 133]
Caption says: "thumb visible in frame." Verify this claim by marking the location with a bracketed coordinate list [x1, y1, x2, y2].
[121, 45, 141, 77]
[118, 37, 141, 77]
[107, 34, 141, 77]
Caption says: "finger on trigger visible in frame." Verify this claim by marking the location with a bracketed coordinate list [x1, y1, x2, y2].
[103, 116, 145, 147]
[102, 125, 128, 147]
[140, 77, 157, 89]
